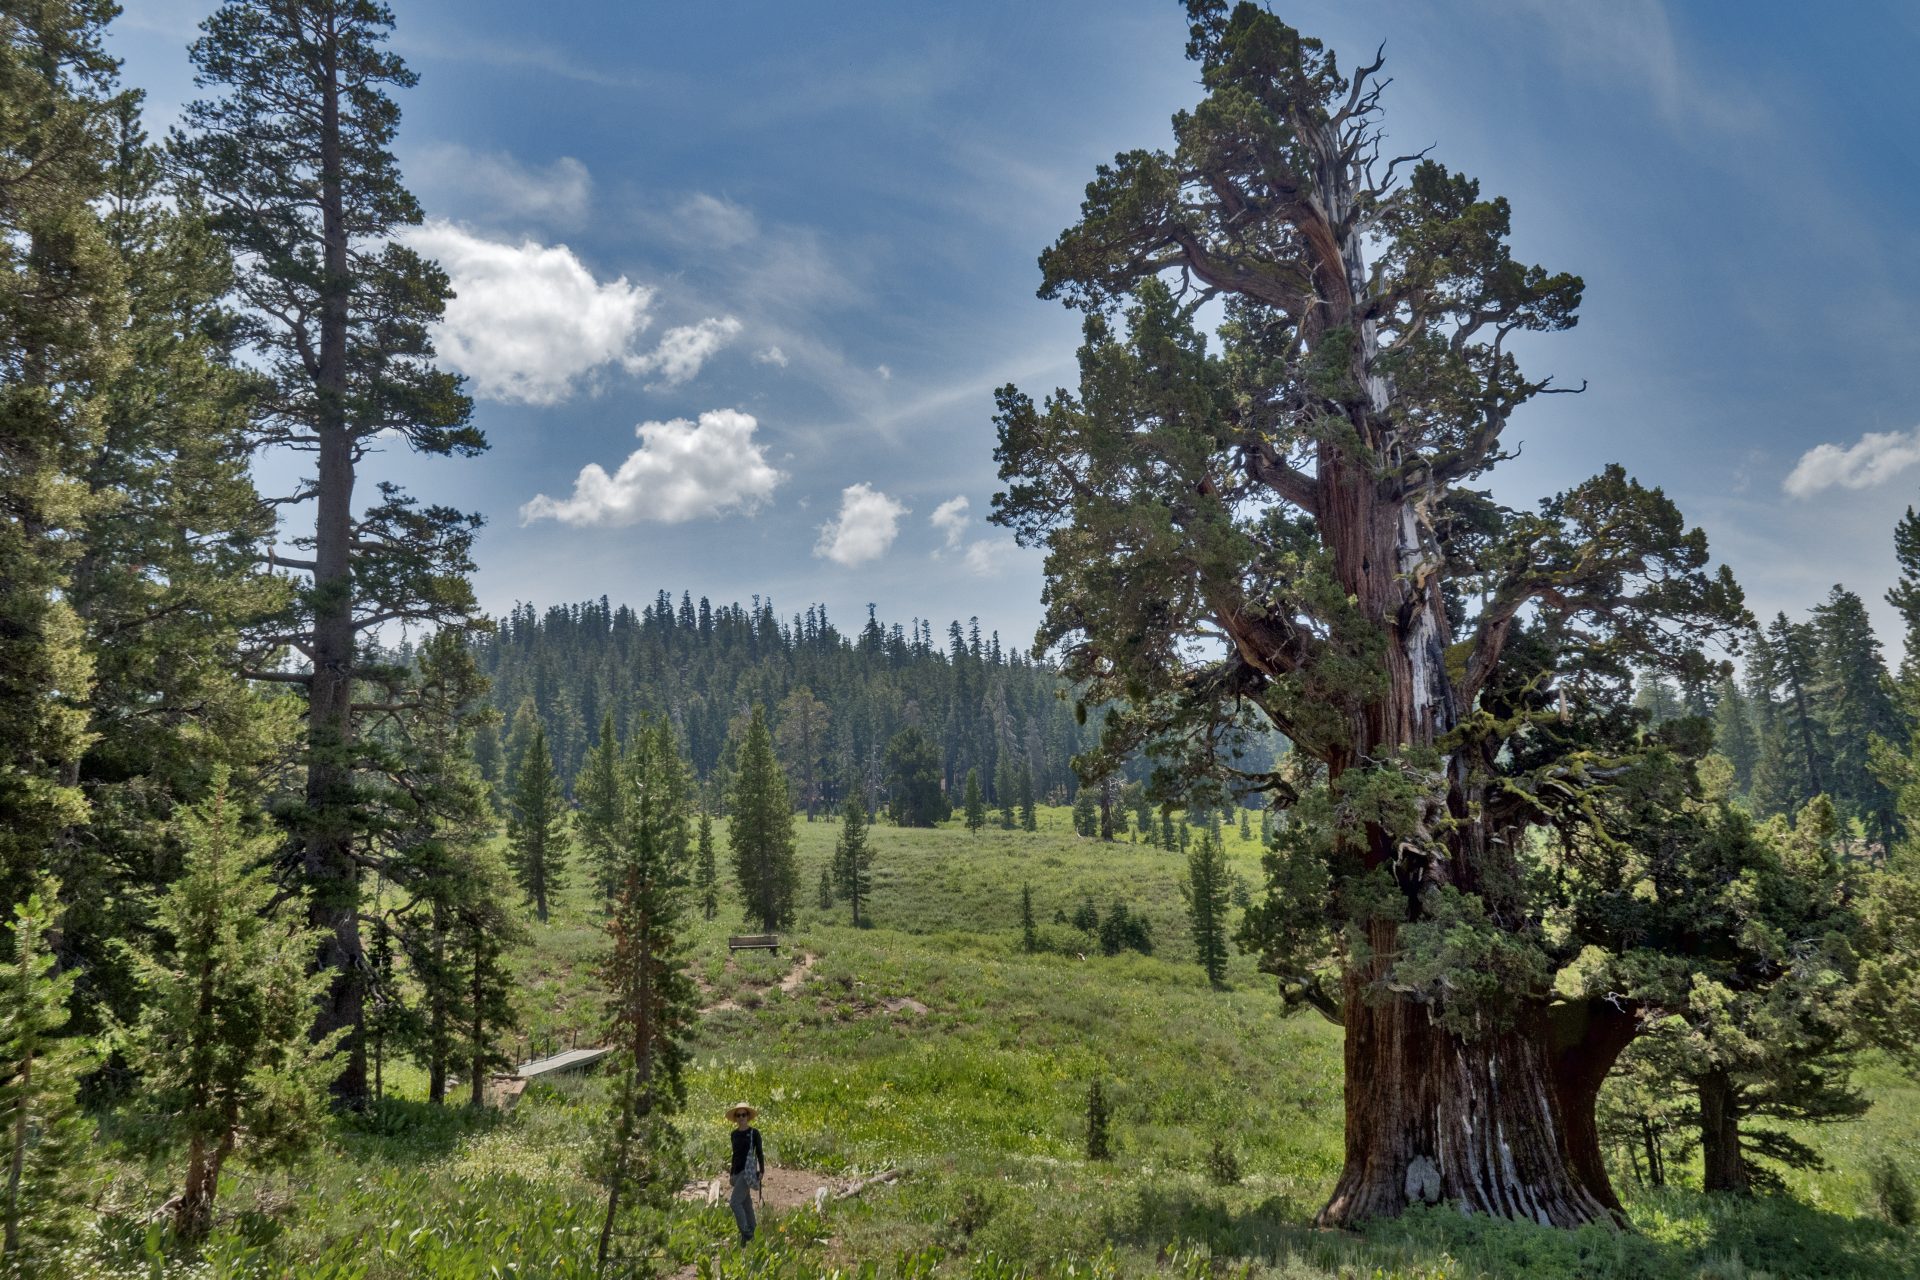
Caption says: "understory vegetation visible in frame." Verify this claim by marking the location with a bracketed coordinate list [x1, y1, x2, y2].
[53, 809, 1920, 1280]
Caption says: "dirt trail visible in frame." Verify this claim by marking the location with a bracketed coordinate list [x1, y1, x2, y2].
[701, 951, 814, 1014]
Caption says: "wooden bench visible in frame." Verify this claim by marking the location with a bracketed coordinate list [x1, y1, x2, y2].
[728, 933, 779, 955]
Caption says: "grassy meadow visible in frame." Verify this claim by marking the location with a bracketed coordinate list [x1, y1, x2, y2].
[66, 807, 1920, 1280]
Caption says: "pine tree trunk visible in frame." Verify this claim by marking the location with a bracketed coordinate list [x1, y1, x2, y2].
[174, 1129, 233, 1240]
[427, 904, 447, 1104]
[306, 12, 367, 1107]
[1699, 1069, 1750, 1194]
[1641, 1120, 1664, 1188]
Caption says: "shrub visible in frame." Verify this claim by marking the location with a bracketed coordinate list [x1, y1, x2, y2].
[1205, 1136, 1242, 1186]
[1870, 1152, 1916, 1228]
[1085, 1079, 1112, 1161]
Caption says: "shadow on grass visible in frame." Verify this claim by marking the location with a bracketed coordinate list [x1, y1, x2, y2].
[333, 1095, 502, 1164]
[1109, 1184, 1919, 1280]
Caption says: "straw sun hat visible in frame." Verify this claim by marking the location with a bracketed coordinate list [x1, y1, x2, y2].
[725, 1102, 758, 1122]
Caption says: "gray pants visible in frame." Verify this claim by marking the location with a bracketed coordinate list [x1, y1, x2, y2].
[730, 1175, 756, 1242]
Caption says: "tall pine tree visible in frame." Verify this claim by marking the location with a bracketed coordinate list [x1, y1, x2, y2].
[171, 0, 484, 1104]
[834, 789, 874, 928]
[506, 724, 569, 922]
[729, 707, 796, 931]
[594, 719, 695, 1273]
[0, 0, 129, 911]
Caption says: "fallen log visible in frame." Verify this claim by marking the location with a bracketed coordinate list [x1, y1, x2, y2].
[835, 1168, 903, 1200]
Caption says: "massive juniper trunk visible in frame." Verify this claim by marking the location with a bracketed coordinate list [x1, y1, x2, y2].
[1327, 958, 1614, 1225]
[1315, 487, 1614, 1227]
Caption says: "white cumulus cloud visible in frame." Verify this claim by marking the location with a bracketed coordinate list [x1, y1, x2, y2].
[519, 409, 784, 527]
[815, 483, 908, 567]
[405, 219, 654, 405]
[625, 316, 742, 388]
[755, 345, 789, 368]
[962, 537, 1018, 576]
[1783, 427, 1920, 498]
[930, 495, 970, 548]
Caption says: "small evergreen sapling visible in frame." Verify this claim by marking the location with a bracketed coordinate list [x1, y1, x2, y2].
[964, 767, 987, 834]
[596, 720, 696, 1273]
[1020, 884, 1038, 954]
[1185, 827, 1232, 986]
[506, 723, 570, 922]
[833, 789, 874, 928]
[1071, 788, 1097, 837]
[1, 881, 96, 1263]
[730, 706, 798, 930]
[818, 865, 833, 911]
[696, 810, 718, 922]
[123, 772, 343, 1239]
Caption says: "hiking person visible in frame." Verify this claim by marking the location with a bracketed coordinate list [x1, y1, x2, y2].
[726, 1101, 765, 1245]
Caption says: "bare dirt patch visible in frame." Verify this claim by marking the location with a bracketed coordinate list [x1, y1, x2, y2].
[701, 952, 815, 1015]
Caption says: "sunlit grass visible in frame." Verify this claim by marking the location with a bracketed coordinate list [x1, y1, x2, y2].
[68, 807, 1920, 1278]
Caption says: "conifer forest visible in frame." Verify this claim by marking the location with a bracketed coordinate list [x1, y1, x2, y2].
[3, 2, 1919, 1278]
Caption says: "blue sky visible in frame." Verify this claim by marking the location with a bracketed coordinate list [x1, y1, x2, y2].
[112, 1, 1920, 659]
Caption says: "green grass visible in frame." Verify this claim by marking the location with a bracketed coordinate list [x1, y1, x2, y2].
[65, 808, 1920, 1279]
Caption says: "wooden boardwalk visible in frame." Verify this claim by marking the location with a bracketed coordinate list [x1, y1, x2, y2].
[515, 1045, 612, 1079]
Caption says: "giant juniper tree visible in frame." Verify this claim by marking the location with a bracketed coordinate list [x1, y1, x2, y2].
[994, 3, 1744, 1225]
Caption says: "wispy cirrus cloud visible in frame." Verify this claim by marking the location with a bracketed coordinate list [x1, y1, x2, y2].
[1783, 427, 1920, 498]
[411, 144, 593, 228]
